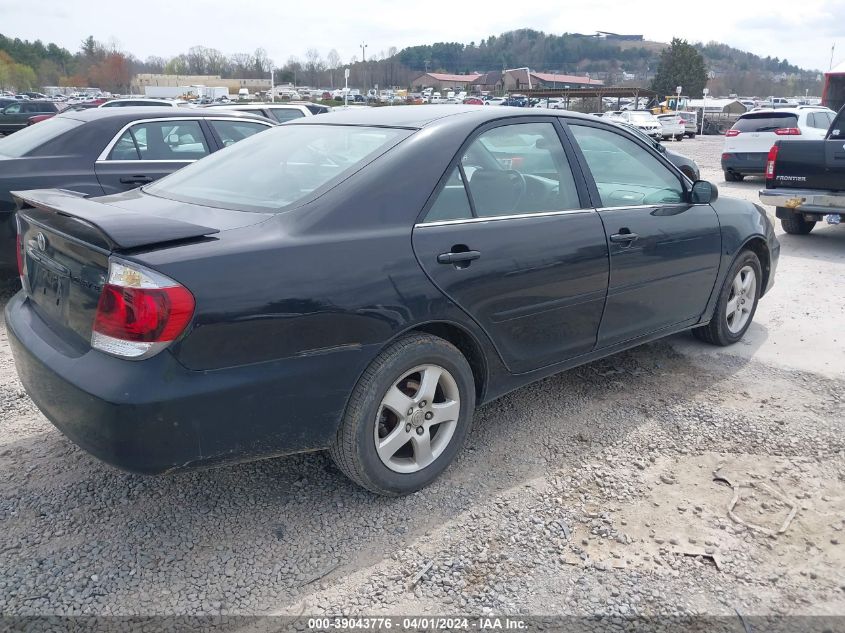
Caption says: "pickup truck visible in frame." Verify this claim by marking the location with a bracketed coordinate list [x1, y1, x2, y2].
[759, 105, 845, 234]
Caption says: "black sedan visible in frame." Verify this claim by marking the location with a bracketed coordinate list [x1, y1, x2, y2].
[6, 106, 779, 495]
[0, 107, 276, 273]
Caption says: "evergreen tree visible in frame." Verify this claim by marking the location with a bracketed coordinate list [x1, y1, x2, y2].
[651, 38, 708, 97]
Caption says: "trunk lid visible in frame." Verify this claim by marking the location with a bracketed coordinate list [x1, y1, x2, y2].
[769, 140, 845, 191]
[14, 188, 266, 349]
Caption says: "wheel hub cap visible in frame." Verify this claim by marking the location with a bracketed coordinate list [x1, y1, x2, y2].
[726, 265, 757, 334]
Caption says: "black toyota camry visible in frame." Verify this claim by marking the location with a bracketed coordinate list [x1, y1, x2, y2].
[6, 106, 779, 495]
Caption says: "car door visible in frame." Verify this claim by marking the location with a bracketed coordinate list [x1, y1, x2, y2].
[567, 121, 721, 348]
[412, 120, 609, 374]
[0, 102, 26, 132]
[94, 118, 212, 194]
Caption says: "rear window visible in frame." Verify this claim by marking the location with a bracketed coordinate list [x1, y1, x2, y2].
[144, 124, 409, 212]
[732, 112, 798, 133]
[0, 117, 82, 158]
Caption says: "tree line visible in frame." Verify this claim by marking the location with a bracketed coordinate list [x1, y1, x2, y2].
[0, 30, 821, 97]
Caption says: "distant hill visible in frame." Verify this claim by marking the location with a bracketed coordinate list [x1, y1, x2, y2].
[389, 29, 819, 95]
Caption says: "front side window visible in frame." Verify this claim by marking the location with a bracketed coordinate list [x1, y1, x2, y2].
[570, 124, 684, 208]
[807, 111, 834, 130]
[108, 120, 209, 161]
[145, 124, 408, 212]
[425, 122, 580, 221]
[3, 103, 21, 114]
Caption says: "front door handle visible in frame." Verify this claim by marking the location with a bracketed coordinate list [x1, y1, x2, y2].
[610, 231, 639, 244]
[119, 176, 153, 185]
[437, 250, 481, 265]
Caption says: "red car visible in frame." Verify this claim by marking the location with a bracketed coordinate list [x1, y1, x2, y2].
[463, 97, 484, 105]
[27, 114, 56, 126]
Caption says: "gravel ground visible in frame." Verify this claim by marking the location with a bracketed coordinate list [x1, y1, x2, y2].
[1, 135, 844, 620]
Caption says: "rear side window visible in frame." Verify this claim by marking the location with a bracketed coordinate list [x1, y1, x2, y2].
[424, 122, 581, 221]
[0, 117, 82, 158]
[732, 113, 798, 132]
[270, 109, 306, 123]
[807, 111, 834, 130]
[108, 120, 209, 161]
[209, 120, 270, 146]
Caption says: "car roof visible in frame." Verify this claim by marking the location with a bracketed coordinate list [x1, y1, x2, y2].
[743, 106, 833, 116]
[206, 103, 308, 110]
[55, 106, 274, 124]
[287, 104, 597, 129]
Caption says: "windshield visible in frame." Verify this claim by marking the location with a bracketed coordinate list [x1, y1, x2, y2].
[145, 124, 409, 212]
[0, 117, 82, 158]
[628, 112, 653, 120]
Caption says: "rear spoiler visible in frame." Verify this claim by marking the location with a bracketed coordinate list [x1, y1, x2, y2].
[12, 189, 219, 250]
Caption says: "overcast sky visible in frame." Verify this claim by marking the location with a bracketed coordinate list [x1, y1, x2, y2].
[1, 0, 843, 72]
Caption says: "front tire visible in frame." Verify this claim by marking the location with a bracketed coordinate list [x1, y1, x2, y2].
[779, 211, 816, 235]
[329, 333, 475, 496]
[693, 250, 762, 346]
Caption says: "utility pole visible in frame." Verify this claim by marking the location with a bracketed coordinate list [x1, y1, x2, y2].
[831, 43, 836, 71]
[270, 68, 274, 103]
[361, 42, 368, 92]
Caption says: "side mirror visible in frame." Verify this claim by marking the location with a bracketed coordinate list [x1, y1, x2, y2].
[656, 142, 666, 153]
[691, 180, 718, 204]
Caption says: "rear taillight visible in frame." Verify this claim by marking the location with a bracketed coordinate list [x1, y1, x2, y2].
[774, 128, 801, 136]
[92, 260, 195, 359]
[766, 145, 779, 180]
[725, 129, 740, 137]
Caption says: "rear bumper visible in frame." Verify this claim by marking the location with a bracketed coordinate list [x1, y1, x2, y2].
[5, 292, 371, 474]
[721, 152, 767, 174]
[759, 188, 845, 215]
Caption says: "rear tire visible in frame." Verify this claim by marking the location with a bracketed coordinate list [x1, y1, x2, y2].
[779, 211, 816, 235]
[724, 171, 736, 182]
[693, 250, 762, 346]
[329, 333, 475, 496]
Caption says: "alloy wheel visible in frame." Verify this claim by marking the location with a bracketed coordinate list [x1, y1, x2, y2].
[726, 265, 756, 334]
[373, 364, 460, 474]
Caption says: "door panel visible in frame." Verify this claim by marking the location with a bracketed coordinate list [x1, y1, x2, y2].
[568, 122, 722, 348]
[597, 204, 721, 347]
[414, 213, 609, 373]
[412, 120, 608, 373]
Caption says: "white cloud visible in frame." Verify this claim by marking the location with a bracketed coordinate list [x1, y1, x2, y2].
[2, 0, 842, 70]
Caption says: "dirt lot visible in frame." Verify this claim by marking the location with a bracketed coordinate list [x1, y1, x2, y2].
[0, 134, 843, 619]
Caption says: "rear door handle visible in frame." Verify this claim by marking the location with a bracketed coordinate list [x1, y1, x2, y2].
[437, 250, 481, 264]
[610, 232, 639, 244]
[119, 176, 153, 185]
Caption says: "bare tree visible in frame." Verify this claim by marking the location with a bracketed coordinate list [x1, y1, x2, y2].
[327, 49, 341, 88]
[304, 48, 325, 87]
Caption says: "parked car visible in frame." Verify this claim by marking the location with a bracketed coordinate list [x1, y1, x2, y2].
[206, 102, 327, 122]
[484, 97, 506, 106]
[0, 101, 60, 135]
[462, 97, 484, 105]
[721, 106, 836, 181]
[0, 107, 275, 273]
[26, 114, 55, 126]
[614, 110, 662, 139]
[655, 113, 685, 140]
[676, 111, 698, 138]
[758, 104, 845, 234]
[6, 106, 778, 495]
[99, 98, 181, 108]
[615, 121, 700, 181]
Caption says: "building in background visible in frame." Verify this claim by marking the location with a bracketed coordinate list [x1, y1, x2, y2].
[410, 72, 483, 91]
[132, 74, 271, 96]
[503, 69, 604, 91]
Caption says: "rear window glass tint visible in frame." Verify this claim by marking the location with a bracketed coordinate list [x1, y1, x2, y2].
[0, 117, 82, 158]
[732, 113, 798, 132]
[145, 124, 409, 212]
